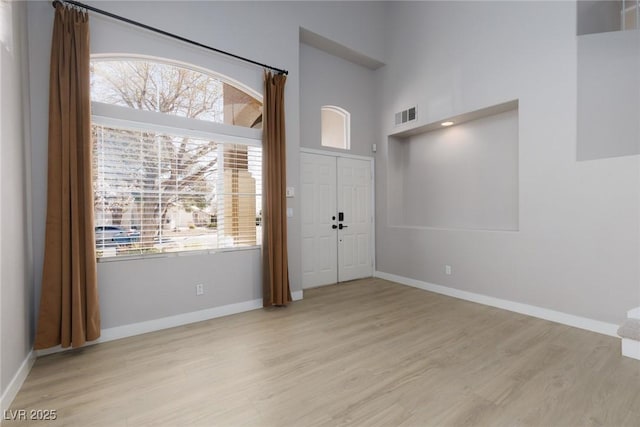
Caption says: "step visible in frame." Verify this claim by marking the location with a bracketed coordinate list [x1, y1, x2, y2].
[618, 318, 640, 360]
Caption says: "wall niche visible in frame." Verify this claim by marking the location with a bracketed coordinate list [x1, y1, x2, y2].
[387, 100, 519, 231]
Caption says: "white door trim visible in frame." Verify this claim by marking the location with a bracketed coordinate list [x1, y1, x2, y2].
[300, 147, 374, 162]
[299, 148, 376, 280]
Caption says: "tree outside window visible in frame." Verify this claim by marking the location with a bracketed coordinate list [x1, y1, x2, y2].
[91, 58, 262, 257]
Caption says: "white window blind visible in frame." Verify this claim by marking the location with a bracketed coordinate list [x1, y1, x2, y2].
[93, 123, 262, 258]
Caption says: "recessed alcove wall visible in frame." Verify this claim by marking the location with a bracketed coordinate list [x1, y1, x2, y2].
[575, 1, 640, 161]
[576, 1, 624, 36]
[387, 102, 519, 231]
[577, 30, 640, 161]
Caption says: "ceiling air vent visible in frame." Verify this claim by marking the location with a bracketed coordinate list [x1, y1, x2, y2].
[395, 106, 417, 126]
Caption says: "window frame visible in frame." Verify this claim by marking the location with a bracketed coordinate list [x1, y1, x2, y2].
[90, 55, 264, 262]
[91, 53, 263, 104]
[321, 105, 351, 151]
[92, 103, 262, 148]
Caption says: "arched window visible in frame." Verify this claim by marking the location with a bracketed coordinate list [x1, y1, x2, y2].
[321, 105, 350, 150]
[90, 56, 263, 258]
[91, 57, 263, 128]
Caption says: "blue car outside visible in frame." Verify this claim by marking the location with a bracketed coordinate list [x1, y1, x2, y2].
[95, 226, 140, 247]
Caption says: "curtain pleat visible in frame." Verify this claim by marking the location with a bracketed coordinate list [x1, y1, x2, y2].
[262, 71, 291, 307]
[34, 4, 100, 349]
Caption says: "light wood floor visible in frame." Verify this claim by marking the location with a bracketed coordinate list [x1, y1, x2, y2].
[7, 278, 640, 426]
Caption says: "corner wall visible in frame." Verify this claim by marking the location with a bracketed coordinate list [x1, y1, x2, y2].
[375, 1, 639, 325]
[1, 0, 34, 410]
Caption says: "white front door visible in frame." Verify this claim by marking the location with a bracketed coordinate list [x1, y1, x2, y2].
[301, 152, 373, 289]
[337, 157, 373, 282]
[301, 153, 338, 288]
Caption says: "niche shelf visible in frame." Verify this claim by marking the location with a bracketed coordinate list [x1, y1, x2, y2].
[387, 100, 519, 232]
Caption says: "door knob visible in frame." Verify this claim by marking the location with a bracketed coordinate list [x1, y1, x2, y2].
[339, 224, 348, 230]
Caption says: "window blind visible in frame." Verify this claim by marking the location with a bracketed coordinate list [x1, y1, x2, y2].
[92, 124, 262, 258]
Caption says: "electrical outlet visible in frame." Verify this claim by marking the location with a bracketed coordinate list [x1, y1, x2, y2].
[196, 284, 204, 296]
[445, 265, 452, 275]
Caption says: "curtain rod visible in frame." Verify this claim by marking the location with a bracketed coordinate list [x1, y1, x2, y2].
[51, 0, 289, 75]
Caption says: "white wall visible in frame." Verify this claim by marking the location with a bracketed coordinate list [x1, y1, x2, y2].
[300, 43, 379, 157]
[376, 1, 639, 325]
[26, 1, 386, 330]
[577, 0, 623, 35]
[1, 0, 33, 405]
[577, 30, 640, 160]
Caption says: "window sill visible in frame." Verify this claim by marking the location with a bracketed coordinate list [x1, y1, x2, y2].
[96, 245, 261, 263]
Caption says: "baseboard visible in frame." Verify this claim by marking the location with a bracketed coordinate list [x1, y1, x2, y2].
[36, 299, 258, 356]
[621, 338, 640, 360]
[374, 271, 619, 337]
[0, 351, 36, 413]
[37, 291, 306, 357]
[628, 306, 640, 319]
[292, 290, 304, 301]
[99, 298, 267, 343]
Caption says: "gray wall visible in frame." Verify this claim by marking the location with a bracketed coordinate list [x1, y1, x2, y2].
[300, 43, 378, 157]
[26, 1, 386, 329]
[577, 0, 623, 35]
[577, 30, 640, 160]
[376, 1, 639, 324]
[391, 109, 519, 231]
[1, 0, 33, 400]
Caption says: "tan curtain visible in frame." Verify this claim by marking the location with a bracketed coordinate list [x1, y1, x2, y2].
[262, 71, 291, 307]
[34, 4, 100, 350]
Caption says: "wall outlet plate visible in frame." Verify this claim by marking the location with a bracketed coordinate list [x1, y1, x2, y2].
[196, 284, 204, 295]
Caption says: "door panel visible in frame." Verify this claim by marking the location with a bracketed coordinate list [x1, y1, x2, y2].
[301, 153, 338, 288]
[337, 157, 373, 282]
